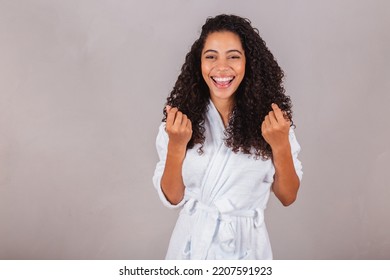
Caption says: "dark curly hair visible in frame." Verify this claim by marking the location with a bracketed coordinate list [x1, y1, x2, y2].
[163, 14, 293, 159]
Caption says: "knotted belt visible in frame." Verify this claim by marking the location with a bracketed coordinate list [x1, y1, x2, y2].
[182, 197, 264, 259]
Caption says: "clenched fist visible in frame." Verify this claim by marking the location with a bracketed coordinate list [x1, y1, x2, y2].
[261, 103, 291, 151]
[165, 105, 193, 149]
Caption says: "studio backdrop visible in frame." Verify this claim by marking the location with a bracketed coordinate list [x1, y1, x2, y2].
[0, 0, 389, 259]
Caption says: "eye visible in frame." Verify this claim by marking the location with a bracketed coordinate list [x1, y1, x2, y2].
[205, 55, 216, 60]
[229, 55, 241, 59]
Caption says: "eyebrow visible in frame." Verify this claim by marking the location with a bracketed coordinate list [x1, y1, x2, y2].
[203, 49, 243, 55]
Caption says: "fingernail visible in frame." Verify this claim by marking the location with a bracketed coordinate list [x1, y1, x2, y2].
[165, 105, 171, 111]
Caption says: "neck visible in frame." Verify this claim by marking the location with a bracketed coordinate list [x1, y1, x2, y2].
[210, 97, 235, 127]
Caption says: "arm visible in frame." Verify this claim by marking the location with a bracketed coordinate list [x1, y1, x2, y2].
[160, 106, 192, 205]
[261, 103, 300, 206]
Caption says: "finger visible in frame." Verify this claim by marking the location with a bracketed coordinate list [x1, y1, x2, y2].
[166, 107, 178, 126]
[264, 115, 271, 126]
[270, 111, 278, 124]
[283, 112, 290, 121]
[272, 103, 291, 124]
[165, 105, 172, 112]
[173, 111, 183, 127]
[181, 114, 188, 127]
[187, 118, 192, 130]
[268, 112, 278, 126]
[261, 120, 266, 134]
[271, 103, 285, 123]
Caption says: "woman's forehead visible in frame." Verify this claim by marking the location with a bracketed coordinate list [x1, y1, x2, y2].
[203, 31, 244, 52]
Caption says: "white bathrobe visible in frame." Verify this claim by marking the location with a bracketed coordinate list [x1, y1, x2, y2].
[153, 100, 303, 259]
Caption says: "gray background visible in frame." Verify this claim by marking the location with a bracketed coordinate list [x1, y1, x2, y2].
[0, 0, 389, 259]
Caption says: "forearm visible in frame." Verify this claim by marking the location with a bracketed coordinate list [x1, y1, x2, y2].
[160, 143, 187, 205]
[271, 144, 300, 206]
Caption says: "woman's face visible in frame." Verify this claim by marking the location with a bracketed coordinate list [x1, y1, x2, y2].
[201, 31, 246, 105]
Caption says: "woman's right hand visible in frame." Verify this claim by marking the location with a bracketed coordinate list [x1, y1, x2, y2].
[165, 105, 192, 149]
[161, 106, 192, 204]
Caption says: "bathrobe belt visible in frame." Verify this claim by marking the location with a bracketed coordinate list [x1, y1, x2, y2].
[183, 197, 264, 259]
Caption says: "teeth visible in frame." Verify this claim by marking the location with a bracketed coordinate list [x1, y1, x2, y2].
[213, 77, 233, 82]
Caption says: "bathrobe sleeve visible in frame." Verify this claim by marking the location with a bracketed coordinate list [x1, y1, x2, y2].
[289, 127, 303, 181]
[152, 122, 186, 209]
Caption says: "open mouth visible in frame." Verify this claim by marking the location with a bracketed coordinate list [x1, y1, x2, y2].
[211, 76, 235, 88]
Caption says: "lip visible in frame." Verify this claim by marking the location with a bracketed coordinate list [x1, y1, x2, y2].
[211, 76, 235, 89]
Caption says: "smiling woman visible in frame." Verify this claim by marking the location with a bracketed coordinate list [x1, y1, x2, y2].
[153, 14, 303, 260]
[201, 31, 246, 126]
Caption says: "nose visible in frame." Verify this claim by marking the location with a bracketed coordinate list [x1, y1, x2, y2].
[215, 58, 229, 72]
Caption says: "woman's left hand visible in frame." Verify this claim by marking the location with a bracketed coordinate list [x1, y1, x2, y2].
[262, 103, 299, 206]
[261, 103, 291, 151]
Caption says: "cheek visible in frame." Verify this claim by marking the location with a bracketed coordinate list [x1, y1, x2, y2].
[201, 62, 208, 71]
[201, 69, 207, 82]
[241, 67, 246, 78]
[201, 64, 211, 79]
[236, 64, 246, 84]
[238, 61, 246, 75]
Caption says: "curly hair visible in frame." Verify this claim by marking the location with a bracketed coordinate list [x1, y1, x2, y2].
[163, 14, 293, 159]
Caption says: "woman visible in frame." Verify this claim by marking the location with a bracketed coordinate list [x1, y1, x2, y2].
[153, 14, 303, 259]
